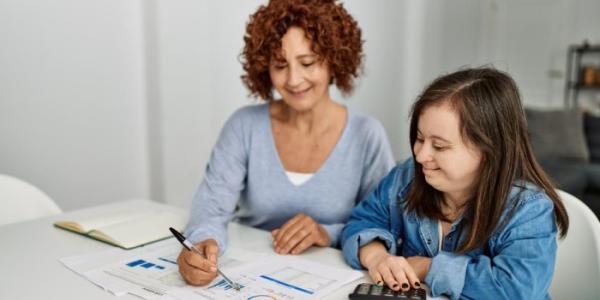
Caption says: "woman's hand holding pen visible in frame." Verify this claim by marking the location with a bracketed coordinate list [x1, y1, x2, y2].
[359, 241, 421, 292]
[271, 213, 330, 255]
[176, 239, 219, 286]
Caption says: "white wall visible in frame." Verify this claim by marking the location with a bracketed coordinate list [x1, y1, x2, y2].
[149, 0, 265, 208]
[478, 0, 571, 108]
[2, 0, 600, 211]
[0, 0, 149, 210]
[342, 0, 412, 161]
[418, 0, 600, 109]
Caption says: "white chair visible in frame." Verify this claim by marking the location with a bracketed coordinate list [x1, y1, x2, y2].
[0, 174, 62, 226]
[550, 190, 600, 300]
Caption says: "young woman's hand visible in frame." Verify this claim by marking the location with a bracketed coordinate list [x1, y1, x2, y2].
[359, 241, 421, 292]
[176, 239, 219, 286]
[271, 213, 330, 255]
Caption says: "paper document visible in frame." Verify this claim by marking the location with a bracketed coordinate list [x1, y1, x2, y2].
[171, 256, 363, 299]
[61, 238, 260, 299]
[61, 238, 363, 299]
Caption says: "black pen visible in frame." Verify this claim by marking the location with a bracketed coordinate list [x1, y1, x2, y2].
[169, 227, 241, 291]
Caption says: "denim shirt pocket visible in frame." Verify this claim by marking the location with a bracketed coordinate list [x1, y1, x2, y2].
[400, 213, 431, 257]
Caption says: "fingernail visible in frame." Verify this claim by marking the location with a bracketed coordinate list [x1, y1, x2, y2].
[210, 266, 217, 272]
[376, 281, 383, 286]
[402, 283, 409, 289]
[414, 282, 421, 288]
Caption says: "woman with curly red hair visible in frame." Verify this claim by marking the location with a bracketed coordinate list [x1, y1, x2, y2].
[177, 0, 394, 286]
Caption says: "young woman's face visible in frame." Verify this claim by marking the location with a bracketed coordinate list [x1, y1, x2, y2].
[269, 26, 332, 112]
[413, 101, 482, 200]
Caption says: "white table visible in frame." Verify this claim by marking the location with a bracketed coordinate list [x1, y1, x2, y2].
[0, 199, 441, 299]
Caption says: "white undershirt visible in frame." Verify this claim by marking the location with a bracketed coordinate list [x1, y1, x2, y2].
[285, 171, 314, 186]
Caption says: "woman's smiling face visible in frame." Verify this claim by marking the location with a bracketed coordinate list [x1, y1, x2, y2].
[268, 26, 332, 111]
[413, 100, 483, 200]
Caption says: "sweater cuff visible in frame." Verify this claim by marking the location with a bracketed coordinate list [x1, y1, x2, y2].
[321, 223, 344, 248]
[425, 251, 469, 300]
[185, 228, 228, 257]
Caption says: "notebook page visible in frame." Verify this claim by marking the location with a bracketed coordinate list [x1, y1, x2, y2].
[66, 210, 151, 233]
[93, 211, 186, 249]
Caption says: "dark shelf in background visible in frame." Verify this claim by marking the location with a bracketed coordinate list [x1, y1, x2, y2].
[568, 82, 600, 90]
[565, 43, 600, 108]
[570, 45, 600, 53]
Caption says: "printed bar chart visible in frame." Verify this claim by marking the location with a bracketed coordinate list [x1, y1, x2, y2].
[126, 259, 166, 270]
[208, 279, 246, 291]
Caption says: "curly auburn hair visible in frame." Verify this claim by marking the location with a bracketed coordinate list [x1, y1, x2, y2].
[240, 0, 364, 101]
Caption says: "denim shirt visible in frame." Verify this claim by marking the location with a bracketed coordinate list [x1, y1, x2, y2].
[341, 159, 558, 300]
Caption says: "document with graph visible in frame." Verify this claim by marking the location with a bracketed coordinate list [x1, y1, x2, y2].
[170, 256, 364, 300]
[61, 238, 263, 299]
[61, 238, 363, 299]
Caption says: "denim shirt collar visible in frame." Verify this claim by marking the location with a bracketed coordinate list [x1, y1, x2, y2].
[415, 214, 466, 256]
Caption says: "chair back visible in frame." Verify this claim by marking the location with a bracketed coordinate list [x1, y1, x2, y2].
[550, 190, 600, 299]
[0, 174, 61, 226]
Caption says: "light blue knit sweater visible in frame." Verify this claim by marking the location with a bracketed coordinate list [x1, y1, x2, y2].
[184, 103, 394, 252]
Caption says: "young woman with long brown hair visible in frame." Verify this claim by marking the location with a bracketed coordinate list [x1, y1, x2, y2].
[341, 67, 568, 299]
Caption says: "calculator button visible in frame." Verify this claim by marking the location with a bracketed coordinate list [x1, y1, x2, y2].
[356, 284, 370, 294]
[411, 288, 426, 299]
[382, 288, 395, 297]
[370, 285, 383, 295]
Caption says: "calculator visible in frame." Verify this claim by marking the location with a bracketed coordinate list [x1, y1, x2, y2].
[348, 283, 426, 300]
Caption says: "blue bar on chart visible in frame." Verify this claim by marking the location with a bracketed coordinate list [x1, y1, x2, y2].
[208, 279, 245, 291]
[141, 262, 155, 269]
[126, 259, 145, 267]
[259, 275, 313, 295]
[126, 259, 165, 271]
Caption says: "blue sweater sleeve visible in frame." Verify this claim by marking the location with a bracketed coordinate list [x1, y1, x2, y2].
[425, 193, 558, 300]
[341, 167, 400, 269]
[357, 118, 396, 203]
[184, 108, 249, 255]
[325, 118, 395, 247]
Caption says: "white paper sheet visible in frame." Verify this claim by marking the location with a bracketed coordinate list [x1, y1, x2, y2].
[61, 238, 363, 300]
[61, 238, 265, 299]
[170, 256, 364, 300]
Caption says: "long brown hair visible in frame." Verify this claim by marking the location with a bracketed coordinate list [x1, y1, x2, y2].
[406, 67, 569, 253]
